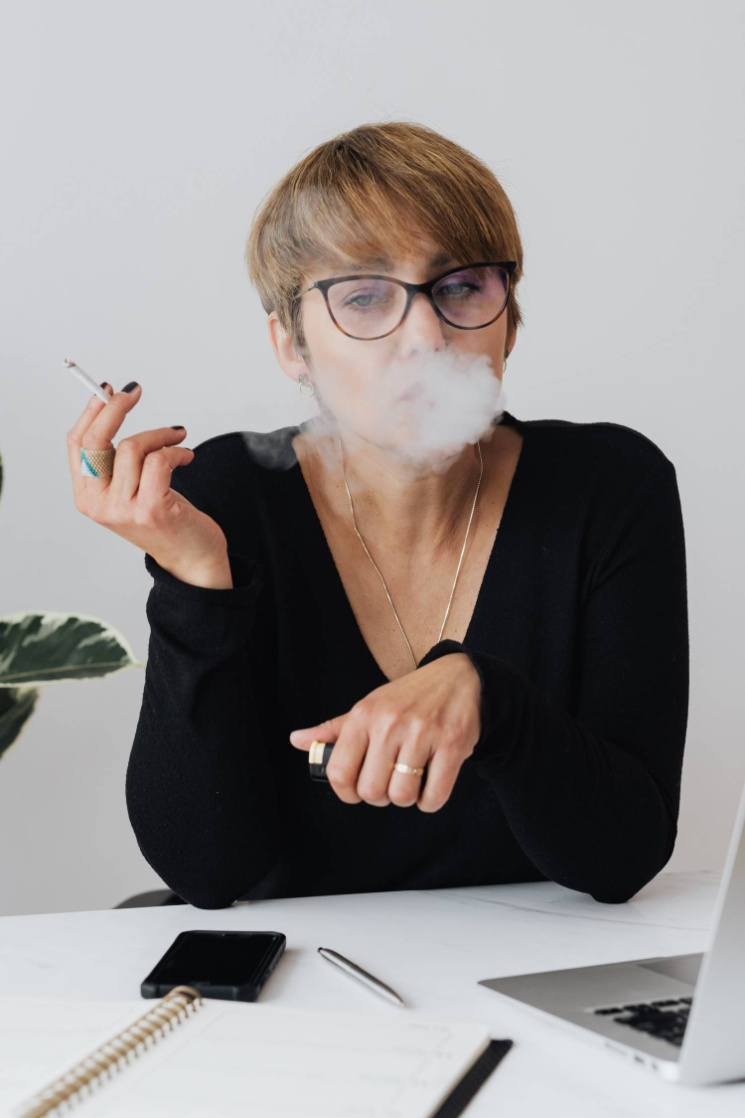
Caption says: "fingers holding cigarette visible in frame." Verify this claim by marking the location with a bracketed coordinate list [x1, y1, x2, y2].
[62, 358, 230, 582]
[64, 359, 190, 507]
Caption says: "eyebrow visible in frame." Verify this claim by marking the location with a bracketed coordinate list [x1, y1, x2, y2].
[334, 251, 456, 272]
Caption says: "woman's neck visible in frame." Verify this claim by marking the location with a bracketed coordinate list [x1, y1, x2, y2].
[297, 421, 498, 563]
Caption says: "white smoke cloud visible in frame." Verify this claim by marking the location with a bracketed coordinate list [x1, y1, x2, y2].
[238, 346, 508, 478]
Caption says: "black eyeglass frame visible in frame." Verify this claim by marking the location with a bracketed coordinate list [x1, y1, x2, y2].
[295, 260, 517, 340]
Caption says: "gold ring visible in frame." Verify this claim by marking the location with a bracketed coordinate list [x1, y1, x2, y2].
[392, 762, 425, 776]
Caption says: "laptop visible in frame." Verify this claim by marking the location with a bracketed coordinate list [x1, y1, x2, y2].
[478, 781, 745, 1085]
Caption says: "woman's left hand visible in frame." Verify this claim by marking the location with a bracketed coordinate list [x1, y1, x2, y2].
[288, 653, 482, 812]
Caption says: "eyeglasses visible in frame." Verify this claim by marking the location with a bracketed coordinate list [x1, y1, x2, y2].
[296, 261, 517, 341]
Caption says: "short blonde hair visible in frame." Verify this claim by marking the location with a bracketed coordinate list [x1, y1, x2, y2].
[245, 121, 525, 358]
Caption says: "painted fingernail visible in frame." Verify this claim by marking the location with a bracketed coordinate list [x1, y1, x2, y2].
[99, 381, 110, 390]
[122, 381, 139, 393]
[170, 425, 185, 430]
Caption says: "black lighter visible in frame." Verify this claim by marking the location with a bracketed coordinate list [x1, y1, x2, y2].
[308, 739, 334, 782]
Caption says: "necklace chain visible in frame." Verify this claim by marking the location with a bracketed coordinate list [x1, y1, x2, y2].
[339, 438, 484, 669]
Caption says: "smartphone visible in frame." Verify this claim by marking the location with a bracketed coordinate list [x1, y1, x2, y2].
[141, 930, 286, 1001]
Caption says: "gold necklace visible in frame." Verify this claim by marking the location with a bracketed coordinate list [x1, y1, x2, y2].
[339, 438, 484, 668]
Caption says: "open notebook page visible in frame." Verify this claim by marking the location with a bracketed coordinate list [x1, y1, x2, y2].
[0, 996, 163, 1114]
[1, 996, 494, 1118]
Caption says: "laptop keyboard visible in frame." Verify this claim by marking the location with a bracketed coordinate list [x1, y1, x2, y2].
[592, 997, 692, 1047]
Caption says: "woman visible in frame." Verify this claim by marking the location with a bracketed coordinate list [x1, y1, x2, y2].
[68, 122, 689, 909]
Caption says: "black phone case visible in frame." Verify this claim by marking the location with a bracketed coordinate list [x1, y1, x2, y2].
[141, 930, 286, 1001]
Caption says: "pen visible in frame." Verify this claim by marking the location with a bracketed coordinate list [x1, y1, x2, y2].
[63, 358, 113, 405]
[317, 947, 405, 1006]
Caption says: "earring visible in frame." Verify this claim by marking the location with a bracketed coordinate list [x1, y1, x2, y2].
[298, 373, 315, 398]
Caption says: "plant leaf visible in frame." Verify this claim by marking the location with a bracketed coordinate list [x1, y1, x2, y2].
[0, 611, 144, 687]
[0, 686, 40, 761]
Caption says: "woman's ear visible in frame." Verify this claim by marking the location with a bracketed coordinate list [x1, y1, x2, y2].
[268, 313, 310, 385]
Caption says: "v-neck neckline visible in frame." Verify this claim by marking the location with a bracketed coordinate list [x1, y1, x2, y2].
[287, 412, 528, 684]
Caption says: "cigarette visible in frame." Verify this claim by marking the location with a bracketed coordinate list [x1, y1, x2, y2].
[63, 358, 113, 404]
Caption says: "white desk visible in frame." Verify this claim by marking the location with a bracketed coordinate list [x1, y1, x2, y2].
[1, 871, 743, 1115]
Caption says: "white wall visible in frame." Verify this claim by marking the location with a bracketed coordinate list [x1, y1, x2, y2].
[1, 0, 743, 916]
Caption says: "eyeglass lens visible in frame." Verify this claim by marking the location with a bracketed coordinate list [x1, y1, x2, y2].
[327, 264, 509, 339]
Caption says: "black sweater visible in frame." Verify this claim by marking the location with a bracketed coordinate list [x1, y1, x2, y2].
[125, 410, 689, 908]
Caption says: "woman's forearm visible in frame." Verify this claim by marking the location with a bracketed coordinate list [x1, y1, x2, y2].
[126, 553, 279, 907]
[467, 653, 679, 903]
[417, 459, 689, 904]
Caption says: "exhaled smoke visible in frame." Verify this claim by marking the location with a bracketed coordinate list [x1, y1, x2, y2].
[238, 347, 508, 476]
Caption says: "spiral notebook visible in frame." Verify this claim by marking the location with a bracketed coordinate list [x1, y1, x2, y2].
[0, 986, 512, 1118]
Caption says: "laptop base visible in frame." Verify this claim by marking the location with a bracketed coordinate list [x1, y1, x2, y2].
[479, 952, 705, 1080]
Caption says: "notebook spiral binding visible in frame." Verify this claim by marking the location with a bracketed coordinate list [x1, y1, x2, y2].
[14, 985, 204, 1118]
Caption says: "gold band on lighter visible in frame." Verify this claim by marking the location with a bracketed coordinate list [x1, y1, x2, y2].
[81, 447, 116, 477]
[309, 740, 327, 765]
[307, 741, 423, 777]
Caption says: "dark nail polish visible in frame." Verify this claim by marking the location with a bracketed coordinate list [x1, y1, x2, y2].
[122, 381, 139, 393]
[99, 381, 110, 390]
[170, 425, 185, 430]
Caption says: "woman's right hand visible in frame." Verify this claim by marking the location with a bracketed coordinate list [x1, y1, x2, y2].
[66, 381, 230, 581]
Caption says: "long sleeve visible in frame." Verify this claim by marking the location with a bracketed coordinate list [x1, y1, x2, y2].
[417, 458, 689, 904]
[124, 434, 285, 909]
[125, 550, 280, 908]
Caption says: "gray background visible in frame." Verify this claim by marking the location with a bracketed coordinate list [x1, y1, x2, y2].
[1, 0, 742, 916]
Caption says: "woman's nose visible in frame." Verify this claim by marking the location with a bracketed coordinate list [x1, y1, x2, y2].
[398, 291, 448, 353]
